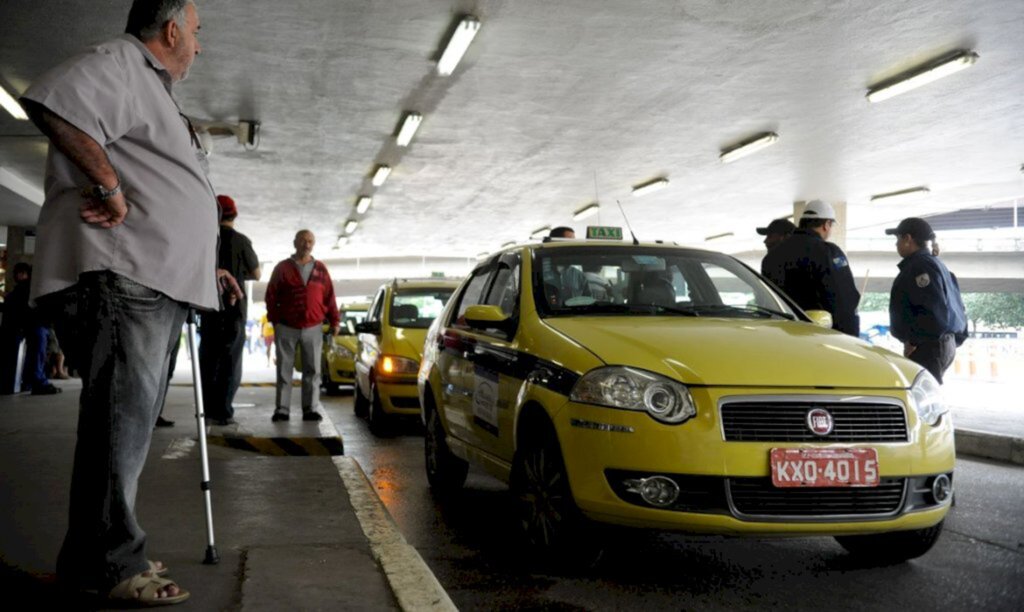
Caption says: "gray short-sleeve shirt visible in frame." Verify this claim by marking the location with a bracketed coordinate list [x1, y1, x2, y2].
[22, 35, 219, 310]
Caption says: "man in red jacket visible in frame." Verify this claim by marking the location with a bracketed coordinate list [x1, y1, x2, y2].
[265, 230, 340, 422]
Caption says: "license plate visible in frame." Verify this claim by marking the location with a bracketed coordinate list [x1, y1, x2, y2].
[770, 448, 879, 488]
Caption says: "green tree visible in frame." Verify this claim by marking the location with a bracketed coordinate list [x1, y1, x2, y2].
[962, 293, 1024, 330]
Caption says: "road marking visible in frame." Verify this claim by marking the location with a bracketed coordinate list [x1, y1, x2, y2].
[162, 437, 195, 460]
[332, 456, 457, 612]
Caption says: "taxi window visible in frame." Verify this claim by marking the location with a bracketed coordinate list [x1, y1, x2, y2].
[533, 246, 796, 320]
[367, 288, 385, 322]
[389, 288, 455, 329]
[484, 259, 520, 317]
[452, 265, 494, 326]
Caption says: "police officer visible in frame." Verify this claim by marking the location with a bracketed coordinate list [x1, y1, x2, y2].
[762, 200, 860, 336]
[886, 217, 968, 383]
[757, 217, 796, 252]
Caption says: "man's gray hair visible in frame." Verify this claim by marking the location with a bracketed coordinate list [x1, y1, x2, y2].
[125, 0, 193, 41]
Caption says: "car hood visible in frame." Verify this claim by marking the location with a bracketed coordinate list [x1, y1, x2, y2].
[545, 317, 917, 388]
[334, 335, 358, 352]
[391, 327, 428, 361]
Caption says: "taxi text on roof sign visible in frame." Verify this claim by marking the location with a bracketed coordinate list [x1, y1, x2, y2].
[586, 226, 623, 240]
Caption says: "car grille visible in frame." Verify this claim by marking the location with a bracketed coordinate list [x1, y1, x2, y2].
[720, 401, 908, 442]
[729, 477, 906, 518]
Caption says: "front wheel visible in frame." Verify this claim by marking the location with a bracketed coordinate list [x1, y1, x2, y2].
[353, 378, 369, 417]
[425, 408, 468, 493]
[510, 424, 600, 565]
[367, 380, 391, 437]
[834, 520, 945, 564]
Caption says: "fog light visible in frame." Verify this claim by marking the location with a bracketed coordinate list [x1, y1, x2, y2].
[634, 476, 680, 508]
[931, 474, 952, 503]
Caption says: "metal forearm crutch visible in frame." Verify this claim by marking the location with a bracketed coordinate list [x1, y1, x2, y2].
[185, 308, 220, 565]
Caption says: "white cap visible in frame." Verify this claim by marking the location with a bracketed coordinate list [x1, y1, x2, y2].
[800, 200, 836, 223]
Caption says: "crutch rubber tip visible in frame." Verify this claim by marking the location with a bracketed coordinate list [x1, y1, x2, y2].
[203, 545, 220, 565]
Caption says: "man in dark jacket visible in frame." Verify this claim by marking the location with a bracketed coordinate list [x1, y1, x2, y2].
[762, 200, 861, 336]
[886, 217, 968, 383]
[265, 230, 339, 422]
[199, 195, 261, 425]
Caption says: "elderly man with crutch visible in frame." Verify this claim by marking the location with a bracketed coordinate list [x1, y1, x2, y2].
[21, 0, 240, 606]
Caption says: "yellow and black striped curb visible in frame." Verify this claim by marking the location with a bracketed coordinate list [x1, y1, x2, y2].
[207, 435, 344, 456]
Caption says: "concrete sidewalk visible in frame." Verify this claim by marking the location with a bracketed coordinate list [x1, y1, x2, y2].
[0, 379, 453, 611]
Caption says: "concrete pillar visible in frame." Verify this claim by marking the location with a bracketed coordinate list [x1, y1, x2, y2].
[793, 200, 847, 251]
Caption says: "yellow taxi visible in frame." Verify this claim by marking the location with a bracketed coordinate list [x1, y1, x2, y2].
[320, 302, 369, 394]
[354, 278, 460, 435]
[418, 235, 954, 563]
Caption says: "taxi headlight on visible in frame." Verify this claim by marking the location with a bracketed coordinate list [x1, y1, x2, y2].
[910, 370, 947, 426]
[381, 355, 419, 375]
[570, 366, 696, 424]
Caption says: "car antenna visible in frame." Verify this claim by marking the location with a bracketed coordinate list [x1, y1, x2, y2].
[615, 199, 640, 245]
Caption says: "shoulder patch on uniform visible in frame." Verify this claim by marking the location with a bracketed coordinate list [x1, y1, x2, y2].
[832, 256, 849, 268]
[915, 273, 931, 288]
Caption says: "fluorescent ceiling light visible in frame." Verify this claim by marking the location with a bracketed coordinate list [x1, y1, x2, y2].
[335, 236, 349, 248]
[476, 251, 490, 258]
[344, 220, 358, 234]
[371, 165, 391, 187]
[396, 112, 423, 147]
[705, 232, 734, 241]
[438, 16, 481, 76]
[501, 241, 516, 248]
[355, 196, 372, 214]
[719, 132, 779, 164]
[530, 226, 551, 240]
[573, 203, 600, 221]
[631, 178, 669, 198]
[866, 50, 979, 103]
[0, 85, 27, 120]
[870, 186, 931, 204]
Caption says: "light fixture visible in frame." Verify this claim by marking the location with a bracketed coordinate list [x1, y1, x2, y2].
[438, 16, 481, 76]
[345, 220, 359, 234]
[705, 232, 734, 241]
[530, 226, 551, 240]
[335, 236, 349, 248]
[371, 165, 391, 187]
[396, 112, 423, 147]
[476, 251, 490, 258]
[573, 203, 600, 221]
[631, 178, 669, 198]
[719, 132, 779, 164]
[355, 196, 372, 214]
[0, 85, 27, 120]
[501, 241, 516, 248]
[870, 186, 931, 204]
[866, 50, 979, 103]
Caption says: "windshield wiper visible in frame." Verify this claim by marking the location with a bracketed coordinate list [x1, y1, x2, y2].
[556, 301, 699, 316]
[690, 304, 795, 319]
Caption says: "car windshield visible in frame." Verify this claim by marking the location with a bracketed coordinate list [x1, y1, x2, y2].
[533, 245, 798, 320]
[338, 310, 367, 335]
[389, 288, 456, 328]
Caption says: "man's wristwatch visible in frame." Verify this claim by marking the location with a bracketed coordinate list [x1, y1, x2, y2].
[89, 182, 122, 201]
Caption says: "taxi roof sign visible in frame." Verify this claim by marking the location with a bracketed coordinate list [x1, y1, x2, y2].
[586, 226, 623, 240]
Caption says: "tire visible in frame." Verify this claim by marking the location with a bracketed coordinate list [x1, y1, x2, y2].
[510, 423, 601, 565]
[353, 378, 370, 417]
[367, 380, 391, 437]
[424, 407, 468, 493]
[834, 520, 945, 564]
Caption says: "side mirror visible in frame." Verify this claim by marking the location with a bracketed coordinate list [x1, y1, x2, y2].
[355, 320, 381, 334]
[464, 304, 512, 333]
[345, 320, 356, 335]
[805, 310, 834, 329]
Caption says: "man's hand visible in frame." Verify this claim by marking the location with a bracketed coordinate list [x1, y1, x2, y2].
[217, 269, 244, 306]
[79, 191, 128, 228]
[330, 324, 340, 337]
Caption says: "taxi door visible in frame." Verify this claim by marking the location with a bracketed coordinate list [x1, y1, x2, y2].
[355, 287, 386, 400]
[438, 254, 521, 460]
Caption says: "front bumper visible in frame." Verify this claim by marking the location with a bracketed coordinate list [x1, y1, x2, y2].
[377, 376, 421, 415]
[552, 387, 955, 535]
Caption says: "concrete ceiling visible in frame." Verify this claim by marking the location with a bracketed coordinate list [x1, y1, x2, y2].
[1, 0, 1023, 267]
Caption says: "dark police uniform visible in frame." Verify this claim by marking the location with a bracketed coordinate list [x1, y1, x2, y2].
[889, 249, 967, 383]
[762, 228, 860, 336]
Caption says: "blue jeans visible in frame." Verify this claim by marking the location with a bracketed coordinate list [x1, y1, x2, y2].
[52, 272, 187, 590]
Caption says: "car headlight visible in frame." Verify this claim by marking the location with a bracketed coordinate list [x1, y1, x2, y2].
[570, 366, 696, 424]
[910, 370, 947, 426]
[331, 345, 355, 360]
[381, 355, 419, 375]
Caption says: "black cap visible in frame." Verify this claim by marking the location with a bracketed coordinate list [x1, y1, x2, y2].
[885, 217, 935, 242]
[756, 218, 797, 236]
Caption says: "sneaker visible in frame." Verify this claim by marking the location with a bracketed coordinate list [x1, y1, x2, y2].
[31, 384, 62, 395]
[155, 416, 175, 428]
[302, 411, 323, 422]
[271, 411, 289, 422]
